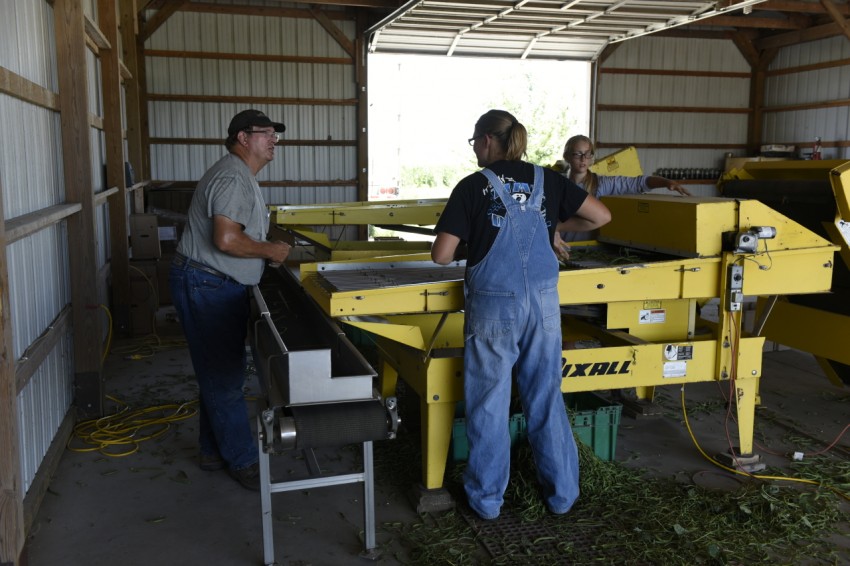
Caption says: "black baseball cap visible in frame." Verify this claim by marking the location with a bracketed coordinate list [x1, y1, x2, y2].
[227, 109, 286, 137]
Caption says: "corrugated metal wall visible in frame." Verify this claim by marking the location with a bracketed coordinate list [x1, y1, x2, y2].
[145, 7, 359, 242]
[596, 36, 751, 197]
[0, 0, 75, 494]
[763, 36, 850, 161]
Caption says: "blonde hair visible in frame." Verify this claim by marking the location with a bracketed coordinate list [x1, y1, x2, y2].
[475, 109, 527, 161]
[563, 134, 598, 196]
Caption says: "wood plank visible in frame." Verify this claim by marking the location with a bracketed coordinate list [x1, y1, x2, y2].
[820, 0, 850, 42]
[84, 13, 110, 50]
[765, 56, 850, 77]
[701, 15, 803, 29]
[355, 13, 368, 211]
[310, 7, 355, 57]
[0, 171, 25, 566]
[15, 307, 72, 395]
[55, 0, 104, 417]
[128, 180, 150, 193]
[120, 0, 148, 211]
[754, 20, 843, 50]
[0, 66, 58, 110]
[600, 67, 750, 79]
[99, 0, 132, 338]
[94, 186, 120, 206]
[141, 0, 188, 41]
[146, 93, 357, 106]
[4, 203, 81, 244]
[762, 98, 850, 113]
[595, 143, 749, 150]
[144, 49, 351, 65]
[119, 59, 132, 81]
[181, 1, 354, 22]
[761, 0, 850, 15]
[597, 104, 751, 114]
[151, 179, 357, 189]
[148, 137, 356, 146]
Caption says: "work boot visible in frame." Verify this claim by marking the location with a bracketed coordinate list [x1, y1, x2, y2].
[229, 463, 261, 491]
[199, 453, 226, 472]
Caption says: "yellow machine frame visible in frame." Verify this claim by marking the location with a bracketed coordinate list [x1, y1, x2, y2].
[286, 195, 836, 499]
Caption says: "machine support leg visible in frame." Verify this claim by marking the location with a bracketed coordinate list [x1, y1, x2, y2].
[258, 415, 276, 566]
[360, 441, 379, 560]
[734, 377, 758, 456]
[421, 399, 455, 490]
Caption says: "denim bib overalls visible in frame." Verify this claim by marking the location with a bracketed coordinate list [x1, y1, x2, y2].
[463, 165, 579, 519]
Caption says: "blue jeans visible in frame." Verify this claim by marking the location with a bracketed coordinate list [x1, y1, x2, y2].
[463, 292, 579, 518]
[169, 262, 258, 471]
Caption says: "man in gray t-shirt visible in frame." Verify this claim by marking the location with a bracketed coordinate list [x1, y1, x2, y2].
[169, 109, 290, 491]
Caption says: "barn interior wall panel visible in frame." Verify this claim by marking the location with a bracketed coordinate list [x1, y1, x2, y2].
[145, 8, 359, 211]
[763, 36, 850, 161]
[596, 36, 750, 197]
[0, 0, 77, 495]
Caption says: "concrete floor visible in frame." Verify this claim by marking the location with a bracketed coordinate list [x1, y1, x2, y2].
[24, 310, 850, 566]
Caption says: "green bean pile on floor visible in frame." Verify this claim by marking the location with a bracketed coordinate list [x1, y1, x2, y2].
[375, 431, 850, 565]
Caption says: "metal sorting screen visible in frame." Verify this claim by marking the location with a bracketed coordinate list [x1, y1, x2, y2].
[318, 265, 466, 292]
[564, 245, 675, 270]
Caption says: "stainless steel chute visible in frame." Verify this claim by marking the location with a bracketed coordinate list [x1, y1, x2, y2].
[249, 266, 399, 564]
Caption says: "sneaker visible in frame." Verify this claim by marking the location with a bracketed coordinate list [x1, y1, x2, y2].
[199, 453, 226, 472]
[228, 463, 261, 491]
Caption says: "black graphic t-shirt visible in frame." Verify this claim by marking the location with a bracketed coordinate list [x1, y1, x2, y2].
[435, 160, 588, 267]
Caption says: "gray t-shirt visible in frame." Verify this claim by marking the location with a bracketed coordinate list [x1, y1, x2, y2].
[177, 153, 269, 285]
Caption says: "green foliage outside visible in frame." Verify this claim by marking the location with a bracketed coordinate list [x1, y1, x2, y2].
[398, 69, 582, 195]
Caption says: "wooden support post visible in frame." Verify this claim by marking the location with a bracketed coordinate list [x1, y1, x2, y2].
[100, 0, 132, 337]
[120, 0, 148, 209]
[55, 0, 104, 417]
[0, 177, 25, 566]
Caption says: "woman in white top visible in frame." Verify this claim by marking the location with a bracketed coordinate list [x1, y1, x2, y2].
[560, 135, 690, 243]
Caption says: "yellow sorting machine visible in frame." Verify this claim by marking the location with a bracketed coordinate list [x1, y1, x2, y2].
[721, 159, 850, 386]
[269, 199, 444, 261]
[290, 194, 837, 510]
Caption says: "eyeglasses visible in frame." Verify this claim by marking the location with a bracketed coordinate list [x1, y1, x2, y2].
[468, 135, 484, 146]
[569, 151, 594, 160]
[245, 130, 280, 142]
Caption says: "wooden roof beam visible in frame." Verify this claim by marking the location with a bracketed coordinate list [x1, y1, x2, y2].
[820, 0, 850, 42]
[140, 0, 188, 41]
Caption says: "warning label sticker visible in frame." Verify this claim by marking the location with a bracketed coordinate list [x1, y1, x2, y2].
[639, 309, 666, 324]
[663, 344, 694, 361]
[663, 361, 687, 378]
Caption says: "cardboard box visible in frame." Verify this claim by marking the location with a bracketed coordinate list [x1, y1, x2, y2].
[131, 214, 161, 259]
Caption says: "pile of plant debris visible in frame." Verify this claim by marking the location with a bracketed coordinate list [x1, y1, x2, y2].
[375, 429, 849, 565]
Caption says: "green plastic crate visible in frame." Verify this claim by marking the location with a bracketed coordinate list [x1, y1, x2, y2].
[566, 392, 622, 462]
[450, 413, 526, 462]
[449, 393, 622, 463]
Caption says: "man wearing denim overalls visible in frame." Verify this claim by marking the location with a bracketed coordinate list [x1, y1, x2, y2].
[432, 110, 611, 520]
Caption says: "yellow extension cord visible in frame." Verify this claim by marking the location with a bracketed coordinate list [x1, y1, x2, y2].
[68, 395, 198, 457]
[73, 303, 194, 457]
[680, 384, 850, 501]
